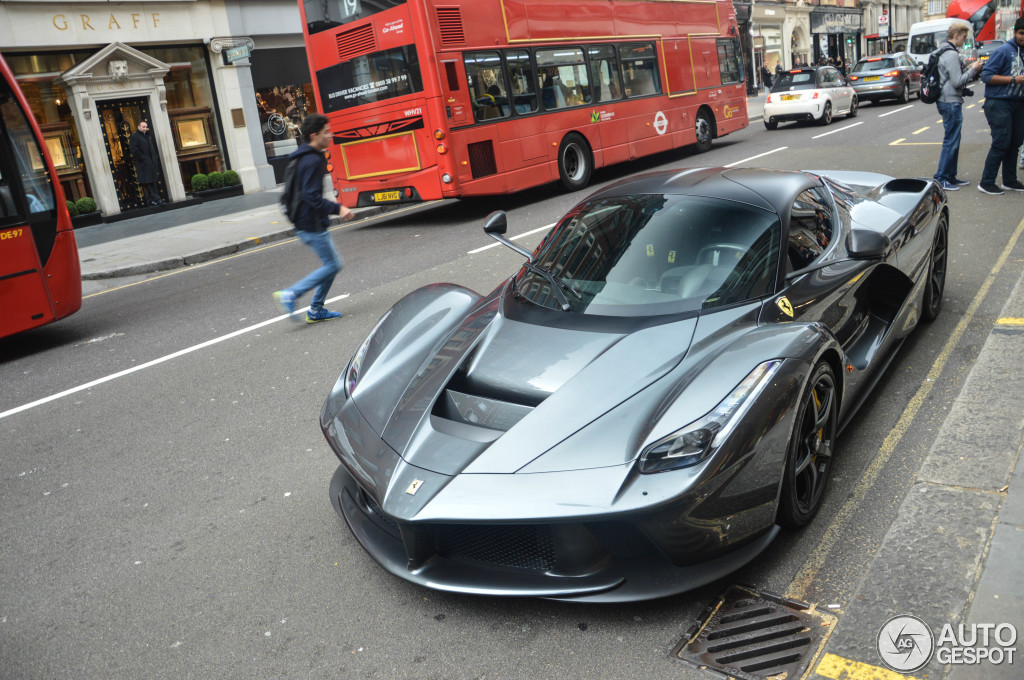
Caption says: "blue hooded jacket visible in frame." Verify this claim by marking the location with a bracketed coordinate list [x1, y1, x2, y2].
[289, 143, 341, 232]
[980, 39, 1024, 100]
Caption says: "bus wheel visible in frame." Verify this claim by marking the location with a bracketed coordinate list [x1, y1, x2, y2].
[694, 110, 714, 153]
[558, 133, 593, 191]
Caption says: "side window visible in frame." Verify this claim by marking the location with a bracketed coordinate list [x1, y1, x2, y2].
[716, 38, 743, 85]
[787, 188, 833, 271]
[464, 51, 510, 122]
[588, 45, 622, 102]
[619, 43, 661, 97]
[506, 49, 538, 114]
[536, 47, 590, 110]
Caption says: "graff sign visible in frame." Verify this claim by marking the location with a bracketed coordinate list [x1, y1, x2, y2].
[810, 11, 862, 34]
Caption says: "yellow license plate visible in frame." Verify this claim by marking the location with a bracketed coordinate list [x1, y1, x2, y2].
[864, 76, 881, 82]
[781, 94, 799, 101]
[373, 190, 401, 202]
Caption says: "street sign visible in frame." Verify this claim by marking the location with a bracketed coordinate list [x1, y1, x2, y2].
[879, 25, 890, 37]
[224, 44, 250, 63]
[879, 15, 889, 25]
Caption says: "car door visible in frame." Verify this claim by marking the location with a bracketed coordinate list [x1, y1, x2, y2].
[902, 54, 922, 92]
[827, 68, 851, 110]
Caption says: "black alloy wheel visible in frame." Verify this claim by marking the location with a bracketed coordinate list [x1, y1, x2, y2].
[557, 132, 593, 191]
[694, 110, 714, 153]
[818, 101, 833, 126]
[922, 213, 948, 321]
[777, 362, 837, 528]
[847, 96, 858, 118]
[764, 118, 779, 130]
[898, 82, 910, 104]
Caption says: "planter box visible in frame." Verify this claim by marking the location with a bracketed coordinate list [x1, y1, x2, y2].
[191, 185, 244, 201]
[71, 211, 103, 229]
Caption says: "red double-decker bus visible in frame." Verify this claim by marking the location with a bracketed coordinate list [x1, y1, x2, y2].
[946, 0, 1023, 43]
[298, 0, 748, 208]
[0, 53, 81, 339]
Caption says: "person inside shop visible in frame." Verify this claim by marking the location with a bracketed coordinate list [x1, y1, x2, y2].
[129, 120, 162, 207]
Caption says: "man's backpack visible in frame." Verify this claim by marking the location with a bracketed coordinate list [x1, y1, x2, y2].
[919, 44, 956, 104]
[279, 156, 303, 223]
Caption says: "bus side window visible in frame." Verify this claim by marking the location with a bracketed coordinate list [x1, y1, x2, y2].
[588, 45, 622, 102]
[506, 49, 538, 114]
[464, 51, 510, 122]
[619, 43, 660, 97]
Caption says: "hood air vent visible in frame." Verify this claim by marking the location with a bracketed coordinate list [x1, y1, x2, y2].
[337, 24, 376, 62]
[436, 7, 465, 45]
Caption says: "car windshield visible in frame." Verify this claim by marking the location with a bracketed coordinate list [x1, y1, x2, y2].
[771, 71, 817, 91]
[852, 58, 896, 72]
[518, 194, 780, 316]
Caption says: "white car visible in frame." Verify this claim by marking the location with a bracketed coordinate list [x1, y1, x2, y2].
[764, 66, 858, 129]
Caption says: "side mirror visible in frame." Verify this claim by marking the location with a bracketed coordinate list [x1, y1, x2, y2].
[846, 229, 891, 260]
[483, 210, 507, 235]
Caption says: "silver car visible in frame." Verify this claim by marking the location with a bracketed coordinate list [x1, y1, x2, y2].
[763, 66, 857, 129]
[848, 52, 922, 104]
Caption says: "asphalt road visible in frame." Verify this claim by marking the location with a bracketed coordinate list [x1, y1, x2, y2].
[2, 97, 1022, 679]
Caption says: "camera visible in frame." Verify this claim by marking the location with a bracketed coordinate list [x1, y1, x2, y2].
[962, 86, 975, 97]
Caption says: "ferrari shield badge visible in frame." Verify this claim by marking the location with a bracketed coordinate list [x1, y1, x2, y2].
[406, 479, 424, 495]
[777, 297, 794, 318]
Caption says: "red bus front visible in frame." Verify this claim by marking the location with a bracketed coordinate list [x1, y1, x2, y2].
[300, 2, 452, 209]
[0, 54, 81, 339]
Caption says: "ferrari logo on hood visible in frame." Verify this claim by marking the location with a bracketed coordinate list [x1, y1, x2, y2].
[406, 479, 424, 495]
[777, 297, 794, 318]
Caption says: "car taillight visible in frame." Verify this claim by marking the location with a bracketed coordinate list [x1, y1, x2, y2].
[766, 94, 772, 103]
[849, 76, 859, 81]
[884, 70, 899, 77]
[812, 91, 820, 99]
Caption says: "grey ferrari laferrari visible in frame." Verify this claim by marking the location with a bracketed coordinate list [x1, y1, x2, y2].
[320, 167, 948, 602]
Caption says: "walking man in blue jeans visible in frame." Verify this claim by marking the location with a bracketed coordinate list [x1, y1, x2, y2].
[933, 24, 983, 191]
[273, 113, 353, 322]
[977, 17, 1024, 195]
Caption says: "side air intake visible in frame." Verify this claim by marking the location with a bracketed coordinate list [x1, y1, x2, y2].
[436, 7, 465, 45]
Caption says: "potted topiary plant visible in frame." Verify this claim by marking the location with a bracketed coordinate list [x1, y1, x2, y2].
[70, 196, 102, 228]
[66, 199, 78, 217]
[223, 170, 240, 186]
[207, 171, 225, 189]
[75, 196, 97, 214]
[191, 173, 209, 192]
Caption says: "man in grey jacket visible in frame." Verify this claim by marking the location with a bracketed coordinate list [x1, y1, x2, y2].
[933, 23, 983, 191]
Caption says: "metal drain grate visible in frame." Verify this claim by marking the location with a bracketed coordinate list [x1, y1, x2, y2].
[672, 585, 836, 680]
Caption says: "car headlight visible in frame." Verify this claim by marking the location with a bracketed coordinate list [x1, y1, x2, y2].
[343, 310, 392, 398]
[638, 359, 782, 474]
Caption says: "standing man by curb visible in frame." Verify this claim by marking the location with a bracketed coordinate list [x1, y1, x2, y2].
[933, 23, 983, 191]
[273, 113, 354, 323]
[977, 17, 1024, 195]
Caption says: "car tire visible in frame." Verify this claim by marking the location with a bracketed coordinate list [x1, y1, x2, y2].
[818, 101, 832, 126]
[898, 83, 910, 104]
[557, 132, 593, 191]
[922, 212, 948, 321]
[847, 96, 858, 118]
[777, 361, 837, 529]
[694, 109, 714, 153]
[764, 118, 779, 130]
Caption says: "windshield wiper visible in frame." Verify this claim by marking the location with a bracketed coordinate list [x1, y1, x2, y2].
[522, 262, 581, 312]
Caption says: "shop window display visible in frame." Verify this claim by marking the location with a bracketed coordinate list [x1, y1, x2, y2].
[257, 83, 316, 180]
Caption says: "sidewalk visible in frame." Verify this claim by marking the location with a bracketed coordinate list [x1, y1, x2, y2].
[76, 186, 385, 280]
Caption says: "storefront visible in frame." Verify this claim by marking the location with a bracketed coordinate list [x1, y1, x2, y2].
[250, 47, 316, 183]
[810, 8, 864, 68]
[0, 1, 281, 217]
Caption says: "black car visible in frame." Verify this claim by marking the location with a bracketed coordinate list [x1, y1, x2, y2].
[848, 52, 922, 104]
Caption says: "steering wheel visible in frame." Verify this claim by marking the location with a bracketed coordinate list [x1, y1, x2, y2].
[474, 93, 496, 106]
[696, 243, 748, 266]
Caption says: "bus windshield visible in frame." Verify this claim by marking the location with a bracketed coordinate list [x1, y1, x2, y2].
[304, 0, 406, 35]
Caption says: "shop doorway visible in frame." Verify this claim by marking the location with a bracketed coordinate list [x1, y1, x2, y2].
[98, 97, 167, 211]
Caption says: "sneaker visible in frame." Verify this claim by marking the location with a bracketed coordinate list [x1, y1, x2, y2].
[306, 308, 343, 323]
[937, 179, 959, 191]
[950, 178, 970, 186]
[978, 183, 1005, 195]
[1001, 179, 1024, 192]
[273, 290, 298, 320]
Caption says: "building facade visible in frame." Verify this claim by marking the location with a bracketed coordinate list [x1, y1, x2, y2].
[0, 0, 315, 218]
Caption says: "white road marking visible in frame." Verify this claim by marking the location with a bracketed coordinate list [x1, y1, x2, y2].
[724, 146, 789, 167]
[878, 105, 914, 117]
[0, 294, 349, 421]
[812, 122, 863, 139]
[467, 223, 555, 254]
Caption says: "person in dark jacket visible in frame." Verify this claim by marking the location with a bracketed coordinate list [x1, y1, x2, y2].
[128, 121, 161, 206]
[273, 113, 354, 323]
[977, 17, 1024, 195]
